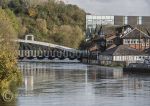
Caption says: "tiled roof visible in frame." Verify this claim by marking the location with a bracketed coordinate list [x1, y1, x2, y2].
[100, 45, 145, 56]
[106, 35, 116, 41]
[144, 48, 150, 54]
[122, 28, 150, 39]
[106, 44, 116, 50]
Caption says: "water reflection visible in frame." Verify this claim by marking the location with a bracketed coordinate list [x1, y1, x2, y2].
[1, 62, 150, 106]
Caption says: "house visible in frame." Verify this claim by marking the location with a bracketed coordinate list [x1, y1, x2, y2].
[84, 35, 106, 52]
[122, 28, 150, 51]
[85, 24, 120, 52]
[99, 45, 148, 66]
[105, 34, 125, 48]
[105, 34, 116, 47]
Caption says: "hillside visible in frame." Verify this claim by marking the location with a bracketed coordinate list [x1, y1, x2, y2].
[0, 0, 86, 48]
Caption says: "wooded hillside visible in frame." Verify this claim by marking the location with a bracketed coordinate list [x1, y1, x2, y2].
[0, 0, 86, 48]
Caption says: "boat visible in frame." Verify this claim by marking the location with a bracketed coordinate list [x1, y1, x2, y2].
[123, 59, 150, 73]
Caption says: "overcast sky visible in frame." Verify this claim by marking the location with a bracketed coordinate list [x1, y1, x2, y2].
[66, 0, 150, 16]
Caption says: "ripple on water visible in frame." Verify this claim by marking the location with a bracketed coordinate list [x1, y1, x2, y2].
[2, 62, 150, 106]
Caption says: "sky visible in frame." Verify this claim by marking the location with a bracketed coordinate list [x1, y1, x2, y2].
[66, 0, 150, 16]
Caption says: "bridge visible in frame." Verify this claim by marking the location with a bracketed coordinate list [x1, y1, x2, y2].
[16, 35, 93, 60]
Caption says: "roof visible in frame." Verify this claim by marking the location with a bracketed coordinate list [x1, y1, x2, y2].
[100, 45, 145, 56]
[144, 48, 150, 54]
[106, 35, 116, 41]
[122, 28, 150, 39]
[106, 44, 116, 50]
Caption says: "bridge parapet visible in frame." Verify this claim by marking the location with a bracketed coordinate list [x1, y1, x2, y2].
[17, 36, 76, 51]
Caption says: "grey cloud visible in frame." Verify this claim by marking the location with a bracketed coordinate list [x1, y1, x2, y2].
[67, 0, 150, 16]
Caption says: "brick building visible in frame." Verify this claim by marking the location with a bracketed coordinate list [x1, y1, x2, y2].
[122, 28, 150, 51]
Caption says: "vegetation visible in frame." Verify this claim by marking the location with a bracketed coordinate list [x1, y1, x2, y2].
[0, 0, 86, 48]
[0, 0, 85, 101]
[0, 8, 22, 101]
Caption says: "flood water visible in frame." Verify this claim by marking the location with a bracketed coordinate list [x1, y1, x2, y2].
[1, 62, 150, 106]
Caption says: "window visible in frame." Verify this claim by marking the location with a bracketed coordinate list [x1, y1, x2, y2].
[86, 15, 115, 26]
[87, 25, 93, 29]
[128, 40, 130, 44]
[93, 16, 97, 20]
[101, 16, 106, 20]
[106, 16, 110, 19]
[124, 39, 127, 44]
[93, 19, 97, 24]
[86, 15, 93, 20]
[97, 16, 102, 19]
[97, 20, 102, 24]
[138, 16, 142, 25]
[124, 16, 128, 25]
[87, 19, 92, 22]
[134, 40, 136, 44]
[111, 16, 114, 20]
[126, 40, 129, 44]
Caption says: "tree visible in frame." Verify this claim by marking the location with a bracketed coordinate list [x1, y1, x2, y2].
[28, 7, 37, 17]
[0, 8, 21, 92]
[36, 18, 48, 34]
[0, 0, 10, 8]
[4, 0, 86, 49]
[49, 25, 84, 48]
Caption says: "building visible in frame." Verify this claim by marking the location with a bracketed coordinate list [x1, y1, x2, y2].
[85, 25, 115, 52]
[84, 35, 106, 52]
[99, 45, 148, 66]
[122, 28, 150, 51]
[86, 15, 114, 29]
[86, 15, 150, 38]
[86, 15, 150, 28]
[106, 35, 117, 48]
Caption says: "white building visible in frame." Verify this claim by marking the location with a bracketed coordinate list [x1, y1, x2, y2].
[86, 15, 114, 29]
[99, 45, 149, 65]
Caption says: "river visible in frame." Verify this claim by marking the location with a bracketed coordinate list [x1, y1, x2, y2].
[1, 62, 150, 106]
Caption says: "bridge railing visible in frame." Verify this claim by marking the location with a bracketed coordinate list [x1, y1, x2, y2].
[16, 39, 76, 51]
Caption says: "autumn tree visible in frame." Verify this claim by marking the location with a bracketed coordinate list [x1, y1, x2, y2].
[2, 0, 86, 48]
[36, 18, 48, 34]
[49, 25, 84, 48]
[0, 8, 21, 92]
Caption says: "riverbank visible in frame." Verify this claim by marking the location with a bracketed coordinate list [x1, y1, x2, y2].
[0, 69, 22, 102]
[81, 58, 125, 67]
